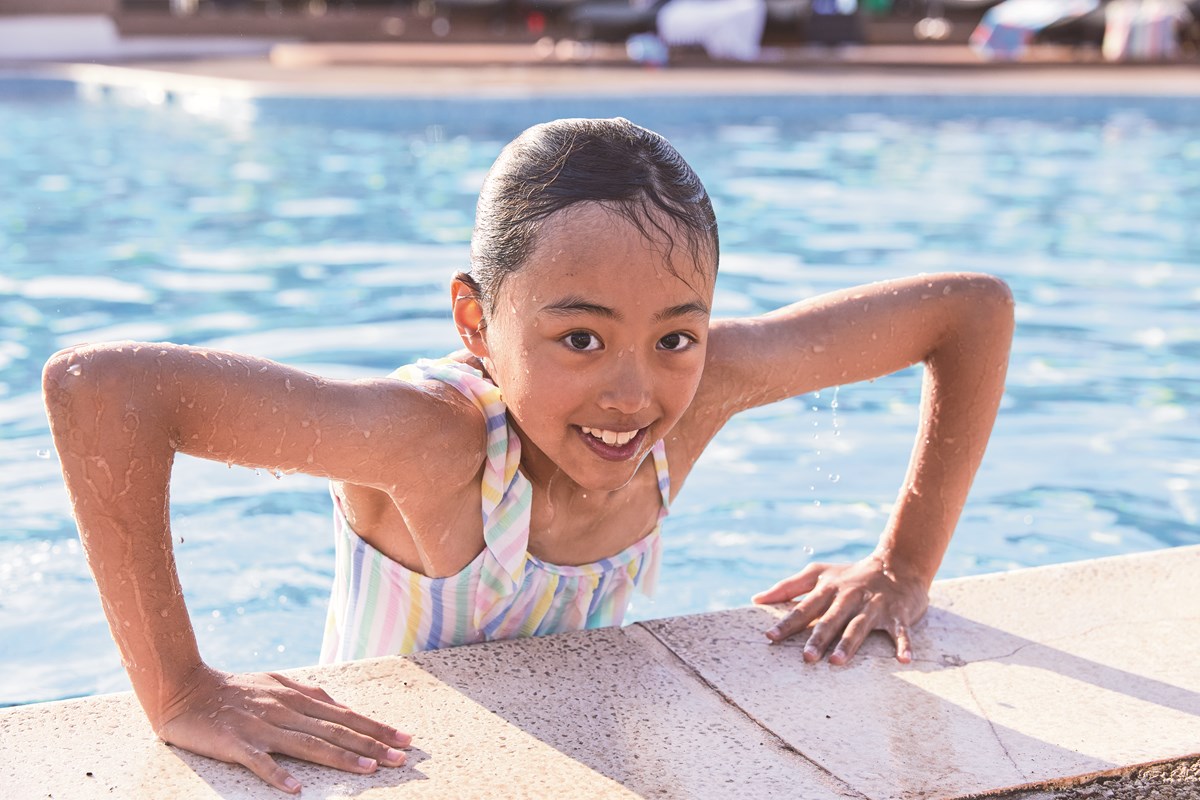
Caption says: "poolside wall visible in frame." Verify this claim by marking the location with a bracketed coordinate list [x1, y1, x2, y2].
[3, 545, 1198, 799]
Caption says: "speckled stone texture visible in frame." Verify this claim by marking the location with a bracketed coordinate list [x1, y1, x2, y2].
[0, 625, 855, 799]
[2, 545, 1197, 799]
[643, 545, 1200, 799]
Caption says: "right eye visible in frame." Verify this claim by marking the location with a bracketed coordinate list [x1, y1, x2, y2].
[563, 331, 601, 352]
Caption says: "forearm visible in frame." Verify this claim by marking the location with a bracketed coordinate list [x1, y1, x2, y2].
[874, 277, 1014, 585]
[43, 345, 201, 727]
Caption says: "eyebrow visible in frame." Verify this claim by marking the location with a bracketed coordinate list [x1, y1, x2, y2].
[538, 296, 710, 322]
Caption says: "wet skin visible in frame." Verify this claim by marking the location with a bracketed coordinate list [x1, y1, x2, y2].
[42, 201, 1014, 792]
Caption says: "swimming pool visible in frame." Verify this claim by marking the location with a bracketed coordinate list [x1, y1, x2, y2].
[1, 78, 1197, 706]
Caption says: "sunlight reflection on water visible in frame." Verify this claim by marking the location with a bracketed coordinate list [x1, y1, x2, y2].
[1, 81, 1196, 704]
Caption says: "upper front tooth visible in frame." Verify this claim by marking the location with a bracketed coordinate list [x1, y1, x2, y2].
[602, 430, 618, 445]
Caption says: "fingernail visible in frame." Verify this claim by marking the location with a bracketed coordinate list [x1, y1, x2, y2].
[283, 777, 301, 793]
[394, 731, 412, 747]
[358, 756, 377, 770]
[765, 626, 781, 641]
[385, 748, 407, 765]
[803, 646, 819, 661]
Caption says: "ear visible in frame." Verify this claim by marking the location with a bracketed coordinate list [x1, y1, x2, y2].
[451, 276, 489, 359]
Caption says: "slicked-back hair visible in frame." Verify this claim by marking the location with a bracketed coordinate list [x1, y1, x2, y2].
[463, 117, 719, 311]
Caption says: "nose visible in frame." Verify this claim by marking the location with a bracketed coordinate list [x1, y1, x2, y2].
[599, 349, 652, 415]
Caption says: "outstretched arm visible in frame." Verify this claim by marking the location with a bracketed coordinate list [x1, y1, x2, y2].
[699, 272, 1014, 664]
[42, 342, 480, 791]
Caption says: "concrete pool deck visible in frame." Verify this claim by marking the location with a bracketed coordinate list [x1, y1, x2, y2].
[2, 545, 1198, 799]
[20, 49, 1200, 100]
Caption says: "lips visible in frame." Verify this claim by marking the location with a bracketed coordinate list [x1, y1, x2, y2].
[580, 426, 639, 446]
[576, 425, 647, 461]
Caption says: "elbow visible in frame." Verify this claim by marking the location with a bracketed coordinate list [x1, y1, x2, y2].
[955, 272, 1015, 340]
[42, 343, 142, 433]
[42, 346, 84, 420]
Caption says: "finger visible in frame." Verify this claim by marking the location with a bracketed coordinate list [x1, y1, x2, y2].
[765, 586, 834, 643]
[284, 714, 408, 768]
[829, 605, 882, 666]
[752, 563, 826, 605]
[239, 746, 302, 795]
[803, 591, 869, 663]
[270, 728, 386, 776]
[891, 620, 914, 664]
[271, 673, 349, 708]
[277, 682, 412, 749]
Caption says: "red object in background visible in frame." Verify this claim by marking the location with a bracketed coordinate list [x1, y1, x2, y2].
[526, 12, 546, 35]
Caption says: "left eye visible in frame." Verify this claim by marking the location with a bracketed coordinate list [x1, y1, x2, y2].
[658, 333, 693, 351]
[564, 331, 601, 351]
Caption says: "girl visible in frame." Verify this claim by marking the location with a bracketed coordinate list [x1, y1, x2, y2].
[43, 117, 1013, 794]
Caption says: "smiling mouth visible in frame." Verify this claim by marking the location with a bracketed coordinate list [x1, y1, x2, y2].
[577, 425, 647, 461]
[580, 426, 640, 446]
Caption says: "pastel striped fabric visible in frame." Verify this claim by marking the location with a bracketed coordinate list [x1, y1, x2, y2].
[320, 358, 670, 662]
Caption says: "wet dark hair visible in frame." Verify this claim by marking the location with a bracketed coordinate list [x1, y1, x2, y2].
[461, 117, 719, 312]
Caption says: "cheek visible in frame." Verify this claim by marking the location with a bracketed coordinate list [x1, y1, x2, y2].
[497, 351, 579, 424]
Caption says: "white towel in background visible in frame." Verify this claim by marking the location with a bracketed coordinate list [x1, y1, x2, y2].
[656, 0, 768, 61]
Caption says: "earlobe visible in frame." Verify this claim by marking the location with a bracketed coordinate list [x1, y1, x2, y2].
[450, 277, 489, 358]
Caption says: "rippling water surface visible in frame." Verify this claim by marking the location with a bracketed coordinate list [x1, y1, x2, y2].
[1, 81, 1197, 705]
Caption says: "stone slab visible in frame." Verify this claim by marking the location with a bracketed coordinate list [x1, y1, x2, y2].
[642, 545, 1200, 799]
[0, 624, 854, 799]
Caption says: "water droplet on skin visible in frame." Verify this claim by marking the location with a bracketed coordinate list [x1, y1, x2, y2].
[67, 364, 82, 376]
[36, 449, 50, 459]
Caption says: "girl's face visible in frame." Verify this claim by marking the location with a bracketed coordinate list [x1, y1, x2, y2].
[463, 203, 715, 493]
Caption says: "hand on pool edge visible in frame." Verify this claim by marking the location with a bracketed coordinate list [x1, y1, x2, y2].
[751, 555, 930, 665]
[154, 665, 412, 794]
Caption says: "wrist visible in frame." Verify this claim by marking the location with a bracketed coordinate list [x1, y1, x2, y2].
[868, 546, 936, 589]
[139, 659, 214, 732]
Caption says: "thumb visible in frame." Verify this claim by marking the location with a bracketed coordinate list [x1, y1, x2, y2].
[752, 567, 821, 604]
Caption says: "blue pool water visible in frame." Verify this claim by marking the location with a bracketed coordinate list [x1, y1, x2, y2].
[1, 78, 1197, 706]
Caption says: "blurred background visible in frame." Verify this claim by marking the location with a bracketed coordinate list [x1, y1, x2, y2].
[2, 0, 1198, 65]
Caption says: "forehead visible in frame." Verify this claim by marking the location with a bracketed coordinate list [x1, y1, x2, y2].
[514, 203, 715, 299]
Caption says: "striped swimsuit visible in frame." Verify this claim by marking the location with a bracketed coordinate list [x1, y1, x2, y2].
[320, 358, 670, 662]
